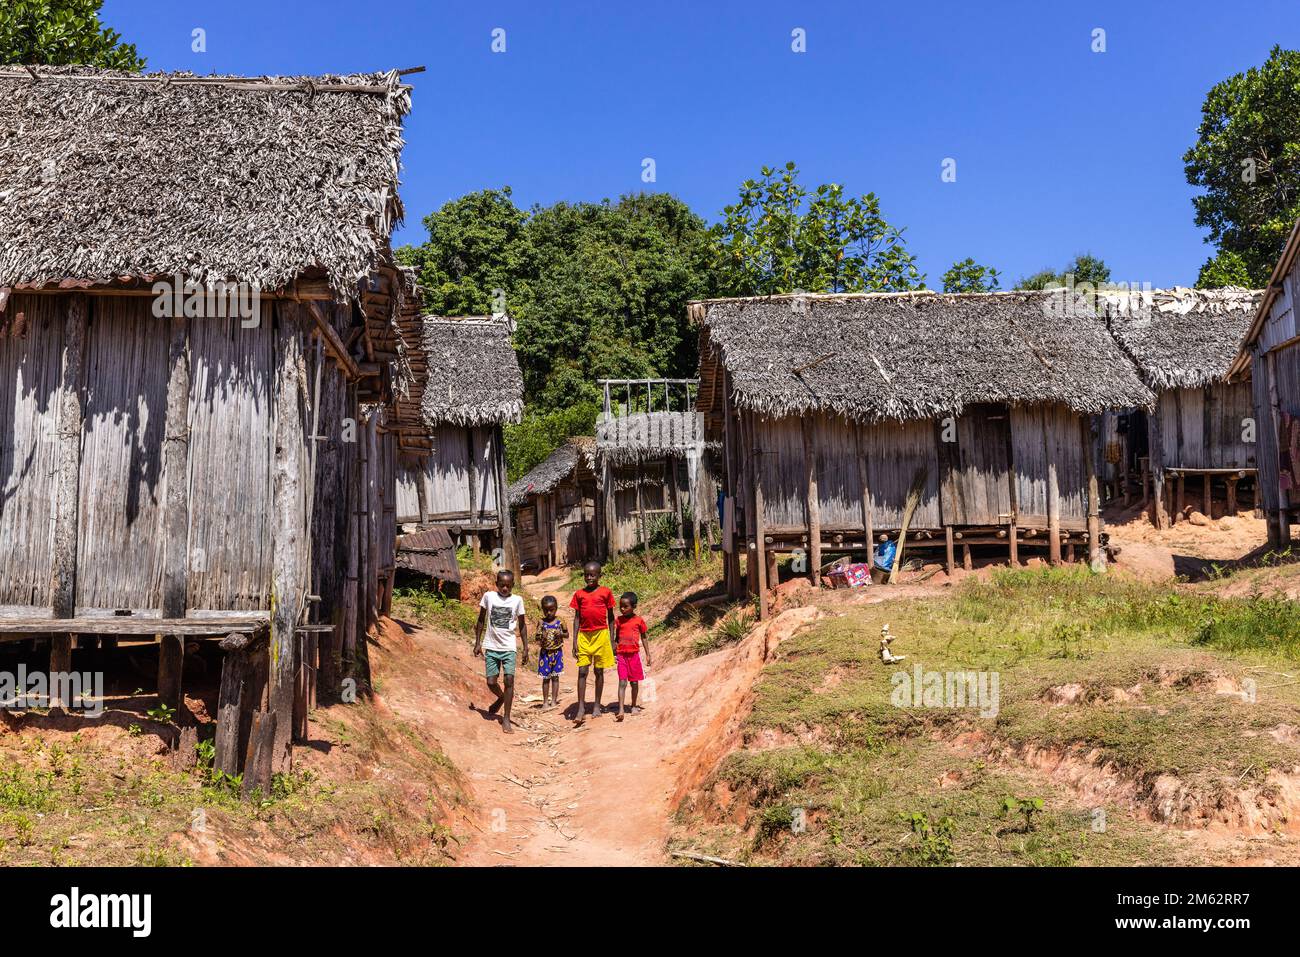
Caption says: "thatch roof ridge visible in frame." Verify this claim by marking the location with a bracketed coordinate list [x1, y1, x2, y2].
[419, 315, 524, 428]
[507, 436, 597, 505]
[697, 290, 1153, 423]
[1101, 287, 1262, 391]
[0, 66, 411, 296]
[596, 410, 716, 463]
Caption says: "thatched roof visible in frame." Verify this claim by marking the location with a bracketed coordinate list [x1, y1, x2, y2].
[693, 291, 1153, 423]
[508, 437, 597, 505]
[596, 411, 715, 464]
[420, 317, 524, 427]
[1101, 287, 1262, 390]
[0, 67, 411, 296]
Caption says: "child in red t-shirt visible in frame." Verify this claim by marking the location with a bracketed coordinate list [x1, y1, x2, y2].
[613, 591, 651, 721]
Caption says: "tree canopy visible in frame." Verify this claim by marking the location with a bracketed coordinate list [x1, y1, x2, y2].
[942, 258, 1001, 293]
[1015, 254, 1111, 290]
[1185, 46, 1300, 287]
[712, 162, 924, 295]
[0, 0, 144, 69]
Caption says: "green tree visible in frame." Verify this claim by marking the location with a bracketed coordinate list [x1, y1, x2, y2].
[396, 187, 525, 317]
[1196, 249, 1254, 288]
[942, 258, 1001, 293]
[0, 0, 144, 69]
[1184, 46, 1300, 286]
[713, 161, 924, 295]
[1015, 253, 1111, 290]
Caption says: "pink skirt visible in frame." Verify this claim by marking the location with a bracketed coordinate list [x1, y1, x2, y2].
[616, 651, 644, 682]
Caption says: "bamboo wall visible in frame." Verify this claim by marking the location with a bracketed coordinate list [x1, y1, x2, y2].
[605, 455, 718, 554]
[516, 475, 599, 571]
[1250, 250, 1300, 525]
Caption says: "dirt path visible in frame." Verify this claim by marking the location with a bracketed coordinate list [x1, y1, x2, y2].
[377, 592, 821, 866]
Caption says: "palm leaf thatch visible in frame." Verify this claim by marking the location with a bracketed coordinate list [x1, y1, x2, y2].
[694, 291, 1153, 423]
[1100, 287, 1262, 391]
[0, 66, 411, 296]
[420, 317, 524, 427]
[596, 411, 715, 464]
[508, 436, 597, 506]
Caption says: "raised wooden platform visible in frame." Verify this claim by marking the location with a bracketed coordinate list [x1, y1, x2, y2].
[0, 613, 270, 638]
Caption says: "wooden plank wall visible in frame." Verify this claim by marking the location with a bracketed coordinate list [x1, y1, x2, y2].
[395, 424, 501, 524]
[0, 295, 64, 611]
[747, 402, 1088, 536]
[605, 456, 715, 554]
[1154, 381, 1255, 470]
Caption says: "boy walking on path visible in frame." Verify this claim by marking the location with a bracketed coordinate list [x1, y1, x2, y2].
[570, 560, 616, 727]
[614, 591, 651, 721]
[474, 569, 529, 734]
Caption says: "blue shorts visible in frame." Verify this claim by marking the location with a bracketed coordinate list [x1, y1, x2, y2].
[485, 650, 516, 679]
[538, 648, 564, 677]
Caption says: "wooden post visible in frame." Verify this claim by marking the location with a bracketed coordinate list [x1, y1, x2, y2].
[1175, 473, 1185, 522]
[214, 633, 250, 776]
[415, 472, 429, 525]
[945, 525, 955, 575]
[157, 315, 192, 711]
[962, 543, 973, 571]
[601, 457, 616, 561]
[634, 462, 653, 569]
[49, 634, 72, 708]
[1202, 474, 1212, 519]
[51, 293, 87, 618]
[752, 414, 769, 620]
[340, 391, 360, 685]
[269, 310, 307, 773]
[493, 426, 518, 577]
[1005, 411, 1019, 567]
[1227, 476, 1239, 516]
[1047, 460, 1062, 567]
[855, 426, 873, 561]
[1266, 351, 1290, 546]
[467, 429, 480, 559]
[1148, 413, 1169, 529]
[802, 420, 821, 585]
[242, 711, 278, 796]
[1083, 416, 1103, 572]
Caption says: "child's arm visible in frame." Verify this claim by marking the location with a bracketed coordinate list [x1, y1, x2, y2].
[472, 607, 486, 656]
[571, 608, 580, 656]
[606, 598, 616, 652]
[517, 607, 529, 665]
[640, 620, 651, 666]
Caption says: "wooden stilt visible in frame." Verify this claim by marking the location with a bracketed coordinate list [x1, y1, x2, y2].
[962, 542, 972, 571]
[157, 636, 184, 711]
[945, 525, 955, 574]
[752, 414, 769, 620]
[51, 293, 88, 619]
[802, 420, 821, 585]
[855, 426, 873, 562]
[1176, 473, 1185, 522]
[1083, 416, 1103, 572]
[494, 426, 518, 577]
[1203, 475, 1212, 519]
[49, 634, 72, 708]
[1008, 523, 1018, 565]
[242, 711, 277, 796]
[214, 633, 250, 776]
[1227, 476, 1238, 516]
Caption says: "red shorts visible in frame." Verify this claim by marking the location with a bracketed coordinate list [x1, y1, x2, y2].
[616, 651, 644, 682]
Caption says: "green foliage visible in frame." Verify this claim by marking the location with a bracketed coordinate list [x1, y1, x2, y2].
[146, 702, 176, 724]
[712, 162, 924, 295]
[396, 187, 525, 317]
[1001, 796, 1045, 832]
[902, 811, 956, 865]
[1015, 253, 1111, 290]
[0, 0, 144, 69]
[1184, 46, 1300, 286]
[502, 400, 599, 482]
[1196, 249, 1254, 289]
[941, 257, 1001, 292]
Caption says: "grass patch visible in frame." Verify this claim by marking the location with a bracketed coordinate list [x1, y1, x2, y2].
[392, 578, 479, 637]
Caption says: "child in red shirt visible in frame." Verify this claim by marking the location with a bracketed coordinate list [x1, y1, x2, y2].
[613, 591, 651, 721]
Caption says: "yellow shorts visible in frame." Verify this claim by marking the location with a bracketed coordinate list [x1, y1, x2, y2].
[576, 629, 615, 669]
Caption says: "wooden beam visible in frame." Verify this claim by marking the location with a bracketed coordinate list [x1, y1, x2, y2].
[1148, 411, 1169, 529]
[802, 420, 821, 586]
[49, 634, 72, 707]
[306, 301, 361, 379]
[752, 413, 769, 620]
[467, 429, 481, 560]
[50, 293, 87, 618]
[855, 425, 874, 563]
[1082, 416, 1103, 572]
[269, 308, 307, 773]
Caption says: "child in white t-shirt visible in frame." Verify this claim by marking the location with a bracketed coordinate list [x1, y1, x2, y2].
[473, 569, 529, 733]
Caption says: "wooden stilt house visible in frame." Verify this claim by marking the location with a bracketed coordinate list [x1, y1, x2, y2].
[595, 380, 719, 558]
[692, 291, 1153, 617]
[0, 66, 419, 783]
[1100, 287, 1262, 526]
[508, 437, 599, 572]
[1229, 217, 1300, 548]
[394, 316, 523, 573]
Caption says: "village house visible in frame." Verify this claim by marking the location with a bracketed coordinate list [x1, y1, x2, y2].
[1100, 287, 1262, 526]
[508, 436, 600, 572]
[0, 66, 422, 785]
[1230, 217, 1300, 548]
[691, 291, 1154, 617]
[394, 316, 523, 573]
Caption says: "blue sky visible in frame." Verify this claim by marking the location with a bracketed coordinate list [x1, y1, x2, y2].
[104, 0, 1298, 287]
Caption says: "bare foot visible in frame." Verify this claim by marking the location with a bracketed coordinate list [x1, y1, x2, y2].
[487, 697, 504, 715]
[615, 710, 624, 722]
[502, 719, 514, 734]
[592, 703, 603, 718]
